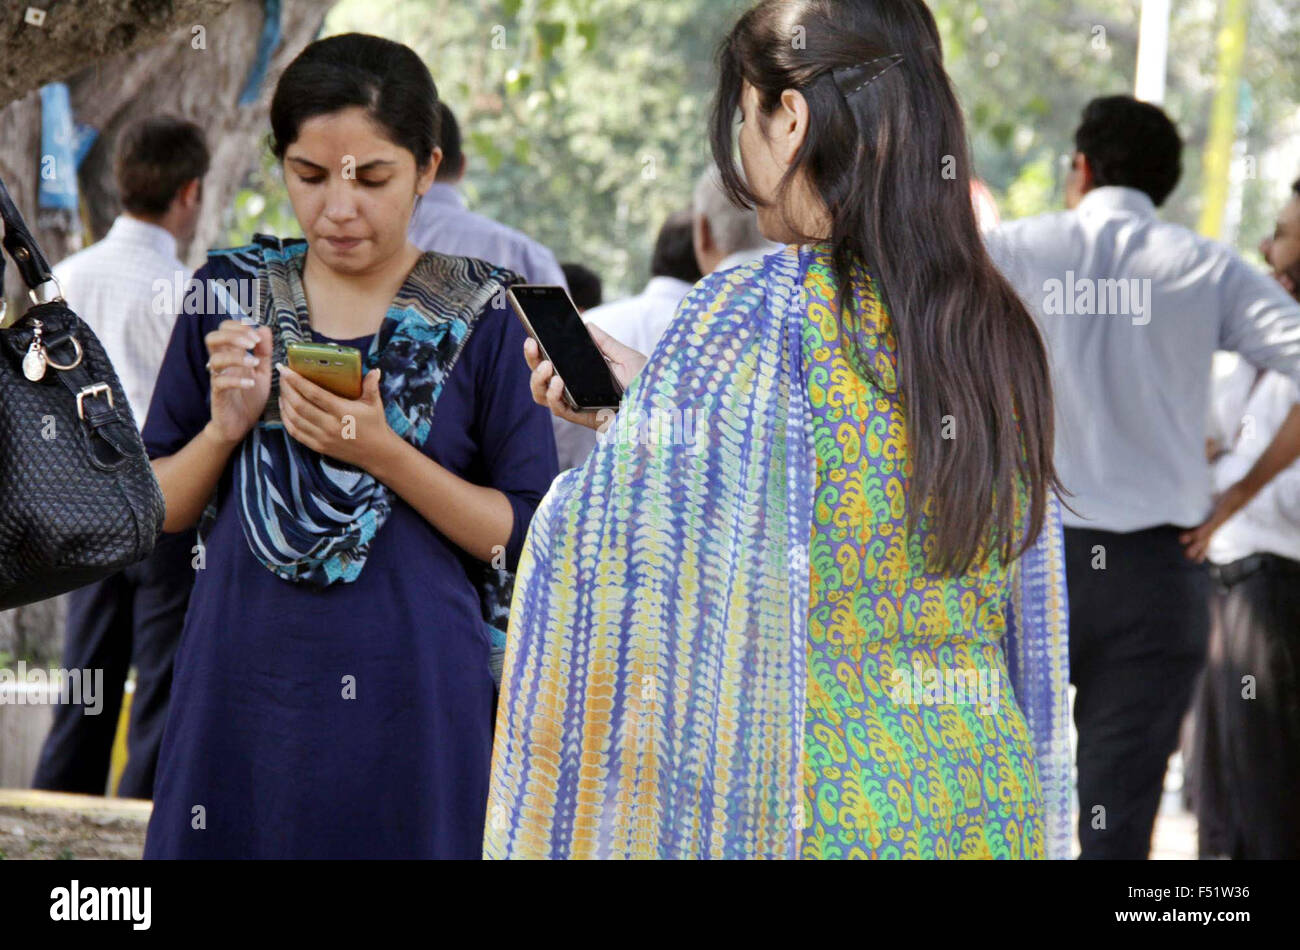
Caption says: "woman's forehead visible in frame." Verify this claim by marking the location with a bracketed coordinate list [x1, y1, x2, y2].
[290, 108, 410, 158]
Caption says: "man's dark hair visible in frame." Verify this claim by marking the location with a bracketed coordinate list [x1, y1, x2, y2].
[562, 263, 603, 311]
[114, 116, 210, 217]
[434, 102, 465, 181]
[650, 210, 702, 284]
[1074, 96, 1182, 206]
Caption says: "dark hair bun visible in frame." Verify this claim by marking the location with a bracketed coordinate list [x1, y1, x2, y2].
[270, 33, 440, 168]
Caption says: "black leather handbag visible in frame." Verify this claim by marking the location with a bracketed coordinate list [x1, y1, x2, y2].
[0, 174, 165, 609]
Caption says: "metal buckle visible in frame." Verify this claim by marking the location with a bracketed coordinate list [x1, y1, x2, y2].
[45, 334, 83, 371]
[76, 382, 113, 420]
[28, 277, 64, 306]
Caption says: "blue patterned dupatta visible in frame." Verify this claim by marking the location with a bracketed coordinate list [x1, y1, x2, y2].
[485, 244, 1073, 859]
[199, 236, 521, 630]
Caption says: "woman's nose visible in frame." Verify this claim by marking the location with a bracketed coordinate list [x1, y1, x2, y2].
[1260, 235, 1274, 263]
[323, 180, 359, 222]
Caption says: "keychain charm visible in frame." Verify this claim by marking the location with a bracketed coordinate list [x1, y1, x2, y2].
[22, 320, 47, 381]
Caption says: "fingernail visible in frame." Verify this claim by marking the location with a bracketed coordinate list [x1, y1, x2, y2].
[240, 377, 255, 388]
[276, 362, 289, 374]
[244, 336, 259, 348]
[244, 354, 259, 367]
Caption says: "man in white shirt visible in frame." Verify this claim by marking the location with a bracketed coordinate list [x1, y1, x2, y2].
[1191, 179, 1300, 859]
[408, 102, 568, 288]
[985, 96, 1300, 859]
[33, 117, 206, 800]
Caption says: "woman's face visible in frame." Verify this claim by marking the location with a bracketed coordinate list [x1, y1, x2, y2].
[283, 106, 438, 276]
[737, 80, 825, 244]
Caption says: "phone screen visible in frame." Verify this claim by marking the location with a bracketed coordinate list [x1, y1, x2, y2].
[508, 285, 623, 409]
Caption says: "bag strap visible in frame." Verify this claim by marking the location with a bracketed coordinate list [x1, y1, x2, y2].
[0, 173, 57, 292]
[42, 318, 140, 463]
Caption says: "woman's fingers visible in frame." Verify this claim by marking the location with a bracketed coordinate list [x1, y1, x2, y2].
[208, 349, 261, 373]
[586, 323, 647, 386]
[212, 372, 257, 391]
[278, 392, 324, 449]
[523, 339, 607, 430]
[529, 358, 557, 407]
[279, 373, 335, 431]
[278, 364, 347, 416]
[523, 336, 542, 372]
[205, 322, 261, 355]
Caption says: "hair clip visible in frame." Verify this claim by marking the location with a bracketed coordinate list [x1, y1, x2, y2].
[831, 53, 905, 100]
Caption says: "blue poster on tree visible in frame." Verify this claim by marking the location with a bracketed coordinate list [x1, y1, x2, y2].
[38, 82, 78, 212]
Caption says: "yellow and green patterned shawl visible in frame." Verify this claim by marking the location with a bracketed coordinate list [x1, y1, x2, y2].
[485, 244, 1072, 859]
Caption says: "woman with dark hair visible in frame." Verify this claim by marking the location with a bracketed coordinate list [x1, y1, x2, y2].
[487, 0, 1071, 859]
[141, 34, 557, 858]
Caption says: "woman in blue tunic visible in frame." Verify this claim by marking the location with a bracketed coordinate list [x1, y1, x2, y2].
[141, 34, 558, 858]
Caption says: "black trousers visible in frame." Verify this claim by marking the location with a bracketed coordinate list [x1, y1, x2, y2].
[1065, 525, 1210, 859]
[31, 530, 196, 799]
[1192, 553, 1300, 859]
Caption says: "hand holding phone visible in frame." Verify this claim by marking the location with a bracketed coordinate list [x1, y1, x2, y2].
[507, 285, 625, 411]
[522, 326, 647, 432]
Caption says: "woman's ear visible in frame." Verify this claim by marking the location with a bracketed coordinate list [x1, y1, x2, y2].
[773, 89, 811, 167]
[416, 146, 443, 196]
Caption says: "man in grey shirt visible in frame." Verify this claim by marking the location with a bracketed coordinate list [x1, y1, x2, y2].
[985, 96, 1300, 858]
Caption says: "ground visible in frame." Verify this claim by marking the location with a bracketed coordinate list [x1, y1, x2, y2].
[0, 790, 150, 860]
[0, 784, 1199, 861]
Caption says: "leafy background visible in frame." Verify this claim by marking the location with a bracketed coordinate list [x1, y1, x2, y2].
[226, 0, 1300, 298]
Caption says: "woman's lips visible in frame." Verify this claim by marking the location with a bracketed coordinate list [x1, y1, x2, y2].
[324, 236, 363, 250]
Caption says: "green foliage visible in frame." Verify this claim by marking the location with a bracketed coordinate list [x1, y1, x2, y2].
[221, 0, 1300, 293]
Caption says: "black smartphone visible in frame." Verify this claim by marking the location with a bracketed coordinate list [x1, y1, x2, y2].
[506, 285, 623, 411]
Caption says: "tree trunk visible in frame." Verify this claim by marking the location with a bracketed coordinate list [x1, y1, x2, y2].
[0, 0, 335, 681]
[1, 0, 234, 108]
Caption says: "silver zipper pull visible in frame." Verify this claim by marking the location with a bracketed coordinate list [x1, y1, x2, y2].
[22, 320, 47, 382]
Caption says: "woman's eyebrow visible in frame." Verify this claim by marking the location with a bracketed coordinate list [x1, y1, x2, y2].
[284, 157, 397, 172]
[285, 155, 327, 171]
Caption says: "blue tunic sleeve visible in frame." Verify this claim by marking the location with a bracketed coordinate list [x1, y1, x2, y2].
[142, 262, 233, 460]
[466, 299, 559, 569]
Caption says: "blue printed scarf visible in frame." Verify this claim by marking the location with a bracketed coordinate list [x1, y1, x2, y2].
[200, 236, 520, 634]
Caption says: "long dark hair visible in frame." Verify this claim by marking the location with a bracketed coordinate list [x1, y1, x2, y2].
[710, 0, 1060, 575]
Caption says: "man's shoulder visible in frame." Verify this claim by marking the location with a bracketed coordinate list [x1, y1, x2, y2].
[990, 209, 1081, 247]
[584, 292, 650, 334]
[461, 207, 553, 257]
[53, 236, 186, 290]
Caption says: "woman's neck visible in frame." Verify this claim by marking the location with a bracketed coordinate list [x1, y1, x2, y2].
[301, 242, 422, 338]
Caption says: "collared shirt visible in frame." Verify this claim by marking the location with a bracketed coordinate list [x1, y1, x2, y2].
[408, 182, 568, 287]
[985, 186, 1300, 531]
[552, 275, 694, 471]
[585, 275, 694, 360]
[52, 215, 188, 428]
[1208, 359, 1300, 564]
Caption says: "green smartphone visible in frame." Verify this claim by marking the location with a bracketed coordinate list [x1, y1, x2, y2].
[285, 341, 363, 399]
